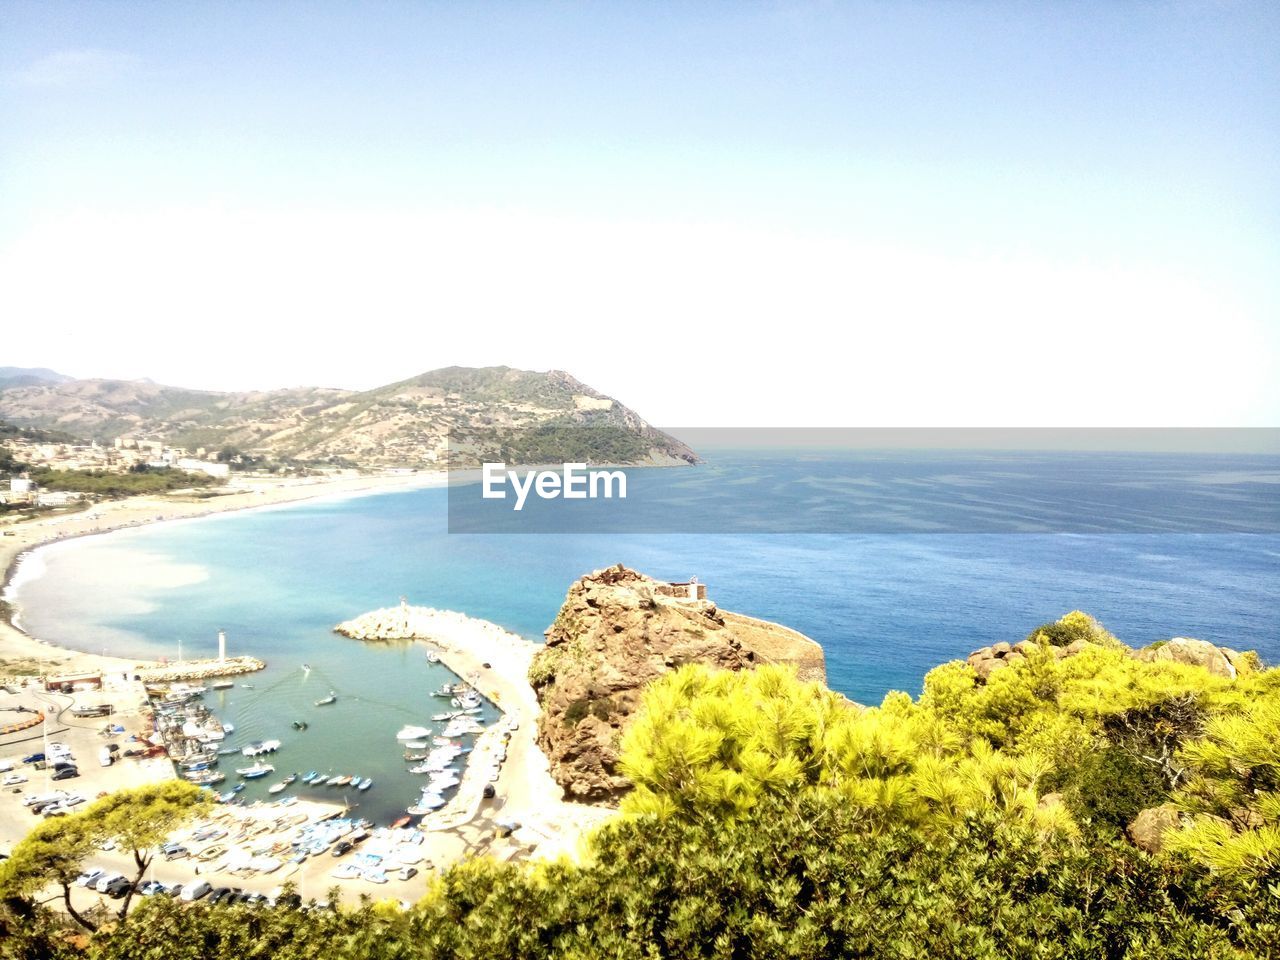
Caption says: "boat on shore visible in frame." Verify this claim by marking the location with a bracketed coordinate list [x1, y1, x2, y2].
[268, 774, 298, 794]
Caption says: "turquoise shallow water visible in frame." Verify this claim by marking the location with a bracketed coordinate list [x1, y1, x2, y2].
[13, 452, 1280, 822]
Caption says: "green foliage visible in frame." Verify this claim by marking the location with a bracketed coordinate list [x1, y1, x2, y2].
[27, 467, 223, 497]
[563, 698, 591, 726]
[1026, 610, 1122, 649]
[0, 781, 210, 931]
[3, 617, 1278, 958]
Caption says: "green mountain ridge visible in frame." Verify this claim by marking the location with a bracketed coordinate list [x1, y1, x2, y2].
[0, 366, 696, 468]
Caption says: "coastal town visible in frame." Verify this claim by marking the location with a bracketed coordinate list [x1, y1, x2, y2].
[0, 454, 619, 920]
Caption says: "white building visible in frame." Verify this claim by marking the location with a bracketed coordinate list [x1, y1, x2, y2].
[9, 477, 34, 495]
[176, 458, 231, 479]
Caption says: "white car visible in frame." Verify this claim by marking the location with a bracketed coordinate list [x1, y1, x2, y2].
[180, 880, 211, 902]
[2, 773, 28, 786]
[76, 868, 106, 888]
[93, 873, 127, 893]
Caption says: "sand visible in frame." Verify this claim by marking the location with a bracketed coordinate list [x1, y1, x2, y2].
[0, 472, 444, 677]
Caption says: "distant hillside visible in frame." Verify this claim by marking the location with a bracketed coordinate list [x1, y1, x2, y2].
[0, 366, 73, 389]
[0, 366, 696, 469]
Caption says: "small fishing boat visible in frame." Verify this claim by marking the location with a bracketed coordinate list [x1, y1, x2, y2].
[302, 663, 311, 671]
[333, 775, 353, 787]
[315, 692, 336, 707]
[269, 773, 298, 794]
[217, 790, 237, 803]
[404, 752, 428, 762]
[426, 652, 441, 663]
[325, 774, 346, 786]
[212, 680, 235, 690]
[232, 783, 245, 793]
[403, 740, 428, 749]
[217, 746, 239, 755]
[240, 683, 254, 689]
[237, 762, 275, 779]
[292, 720, 308, 730]
[396, 725, 432, 741]
[356, 778, 372, 791]
[302, 770, 319, 783]
[390, 815, 412, 829]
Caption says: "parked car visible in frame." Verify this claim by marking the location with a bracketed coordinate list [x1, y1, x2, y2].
[163, 845, 190, 861]
[93, 873, 127, 893]
[207, 887, 232, 905]
[103, 877, 133, 899]
[2, 774, 28, 786]
[167, 884, 184, 899]
[21, 753, 44, 764]
[52, 767, 80, 781]
[180, 881, 212, 902]
[138, 880, 168, 897]
[76, 868, 106, 888]
[397, 867, 418, 882]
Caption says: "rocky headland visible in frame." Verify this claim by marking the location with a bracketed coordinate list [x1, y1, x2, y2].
[529, 564, 826, 803]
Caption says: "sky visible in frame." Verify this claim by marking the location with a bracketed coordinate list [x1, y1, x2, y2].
[1, 1, 1277, 428]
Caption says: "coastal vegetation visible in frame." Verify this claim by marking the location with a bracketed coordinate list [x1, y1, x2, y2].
[2, 616, 1276, 958]
[24, 467, 224, 498]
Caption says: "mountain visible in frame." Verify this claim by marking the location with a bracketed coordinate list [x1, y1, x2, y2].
[0, 366, 696, 468]
[0, 366, 73, 389]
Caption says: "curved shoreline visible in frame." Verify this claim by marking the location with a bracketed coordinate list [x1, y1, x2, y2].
[0, 471, 445, 676]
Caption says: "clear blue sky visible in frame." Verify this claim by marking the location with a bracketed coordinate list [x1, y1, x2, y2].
[2, 2, 1277, 426]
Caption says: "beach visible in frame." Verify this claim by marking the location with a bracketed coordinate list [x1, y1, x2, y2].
[0, 471, 445, 678]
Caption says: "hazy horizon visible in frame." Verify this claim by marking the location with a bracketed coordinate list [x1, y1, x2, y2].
[3, 2, 1277, 427]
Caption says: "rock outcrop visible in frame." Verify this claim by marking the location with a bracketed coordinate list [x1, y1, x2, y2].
[530, 564, 826, 803]
[1127, 803, 1183, 854]
[965, 612, 1256, 683]
[1133, 637, 1246, 679]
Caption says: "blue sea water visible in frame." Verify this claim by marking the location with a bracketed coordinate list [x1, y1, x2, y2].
[13, 450, 1280, 822]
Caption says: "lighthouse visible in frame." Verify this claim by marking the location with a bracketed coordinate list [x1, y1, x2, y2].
[218, 630, 227, 662]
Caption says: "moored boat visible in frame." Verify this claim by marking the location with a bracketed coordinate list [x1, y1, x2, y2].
[237, 762, 274, 779]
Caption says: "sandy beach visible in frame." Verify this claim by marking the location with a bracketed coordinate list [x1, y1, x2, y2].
[0, 471, 445, 678]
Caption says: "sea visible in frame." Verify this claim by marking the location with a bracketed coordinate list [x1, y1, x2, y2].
[9, 449, 1279, 823]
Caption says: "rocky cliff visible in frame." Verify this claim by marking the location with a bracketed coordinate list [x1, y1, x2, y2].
[530, 564, 826, 803]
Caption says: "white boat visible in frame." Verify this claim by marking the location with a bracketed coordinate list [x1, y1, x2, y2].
[212, 680, 235, 690]
[242, 739, 281, 757]
[395, 725, 432, 741]
[403, 740, 428, 749]
[315, 692, 336, 706]
[426, 652, 440, 664]
[236, 762, 274, 779]
[356, 778, 372, 791]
